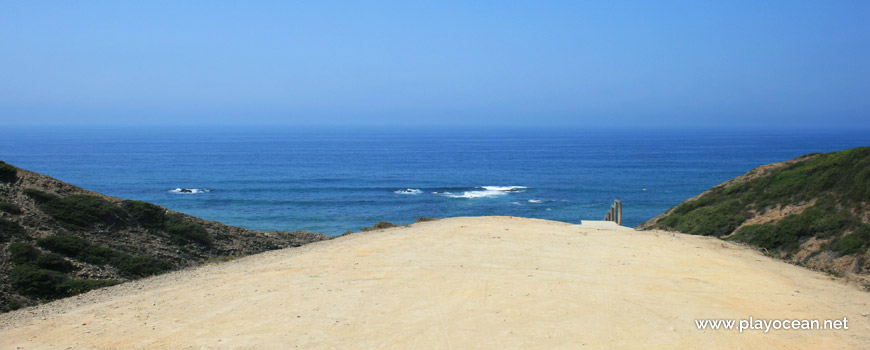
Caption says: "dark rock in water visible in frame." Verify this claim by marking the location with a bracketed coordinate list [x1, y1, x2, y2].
[181, 189, 193, 193]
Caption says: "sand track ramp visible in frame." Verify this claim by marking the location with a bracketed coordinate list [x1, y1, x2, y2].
[2, 216, 869, 349]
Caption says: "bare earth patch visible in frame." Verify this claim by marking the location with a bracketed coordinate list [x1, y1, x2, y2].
[1, 217, 869, 349]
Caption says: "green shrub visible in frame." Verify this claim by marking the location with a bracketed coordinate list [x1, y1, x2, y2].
[0, 201, 22, 215]
[732, 224, 790, 251]
[0, 161, 17, 183]
[37, 235, 87, 257]
[9, 265, 66, 299]
[361, 221, 398, 232]
[111, 255, 172, 277]
[121, 200, 166, 229]
[832, 225, 870, 256]
[80, 245, 117, 265]
[4, 298, 24, 312]
[38, 234, 171, 278]
[0, 218, 26, 240]
[8, 242, 39, 265]
[165, 214, 211, 245]
[23, 188, 59, 203]
[36, 253, 75, 272]
[39, 234, 115, 265]
[653, 147, 870, 240]
[657, 199, 747, 236]
[731, 205, 856, 251]
[40, 194, 126, 229]
[57, 279, 120, 295]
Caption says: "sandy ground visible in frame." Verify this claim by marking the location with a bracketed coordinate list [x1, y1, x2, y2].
[2, 216, 869, 349]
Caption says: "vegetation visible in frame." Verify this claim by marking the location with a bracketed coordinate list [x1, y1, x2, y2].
[0, 201, 22, 215]
[646, 147, 870, 257]
[9, 265, 68, 299]
[9, 265, 118, 300]
[0, 161, 327, 312]
[121, 200, 166, 229]
[0, 161, 17, 183]
[415, 217, 439, 223]
[38, 235, 172, 277]
[832, 226, 870, 256]
[1, 218, 27, 241]
[165, 213, 211, 245]
[39, 194, 127, 229]
[657, 197, 747, 236]
[361, 221, 398, 231]
[731, 205, 857, 251]
[23, 188, 58, 203]
[9, 242, 39, 265]
[35, 253, 76, 272]
[36, 235, 87, 257]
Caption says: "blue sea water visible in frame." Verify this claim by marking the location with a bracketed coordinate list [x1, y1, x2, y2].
[1, 126, 868, 236]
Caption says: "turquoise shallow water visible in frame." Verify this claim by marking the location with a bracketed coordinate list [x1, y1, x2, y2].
[2, 126, 867, 236]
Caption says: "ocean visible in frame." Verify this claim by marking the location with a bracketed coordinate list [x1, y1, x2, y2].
[2, 126, 867, 236]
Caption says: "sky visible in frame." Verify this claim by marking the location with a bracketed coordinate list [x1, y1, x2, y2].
[1, 1, 868, 128]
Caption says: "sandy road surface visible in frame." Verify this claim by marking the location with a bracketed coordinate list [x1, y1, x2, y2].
[2, 216, 869, 349]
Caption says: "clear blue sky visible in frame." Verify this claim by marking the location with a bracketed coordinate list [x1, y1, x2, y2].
[1, 1, 868, 128]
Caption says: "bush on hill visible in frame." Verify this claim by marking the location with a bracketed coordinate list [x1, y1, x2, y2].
[0, 161, 17, 183]
[730, 205, 856, 251]
[112, 255, 172, 277]
[8, 242, 39, 265]
[37, 234, 172, 278]
[9, 265, 67, 299]
[648, 147, 870, 257]
[165, 213, 211, 245]
[658, 197, 747, 236]
[0, 218, 27, 241]
[362, 221, 398, 232]
[23, 188, 59, 203]
[121, 200, 166, 229]
[39, 194, 127, 229]
[9, 264, 119, 300]
[37, 235, 87, 257]
[0, 201, 22, 215]
[832, 225, 870, 256]
[36, 253, 76, 273]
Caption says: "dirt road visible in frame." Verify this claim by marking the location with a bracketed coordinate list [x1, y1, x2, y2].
[2, 217, 868, 349]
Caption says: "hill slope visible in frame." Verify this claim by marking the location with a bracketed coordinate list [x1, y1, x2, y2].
[1, 217, 868, 349]
[639, 147, 870, 287]
[0, 161, 327, 311]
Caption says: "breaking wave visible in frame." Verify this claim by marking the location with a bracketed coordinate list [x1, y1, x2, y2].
[436, 185, 527, 199]
[169, 188, 210, 194]
[394, 188, 423, 195]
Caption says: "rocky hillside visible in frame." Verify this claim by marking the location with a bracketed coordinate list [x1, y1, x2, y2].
[639, 147, 870, 288]
[0, 161, 327, 312]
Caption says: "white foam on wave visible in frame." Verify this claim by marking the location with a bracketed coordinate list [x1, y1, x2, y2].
[394, 188, 423, 195]
[441, 190, 507, 199]
[169, 188, 210, 194]
[528, 199, 543, 203]
[481, 186, 527, 192]
[437, 185, 528, 199]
